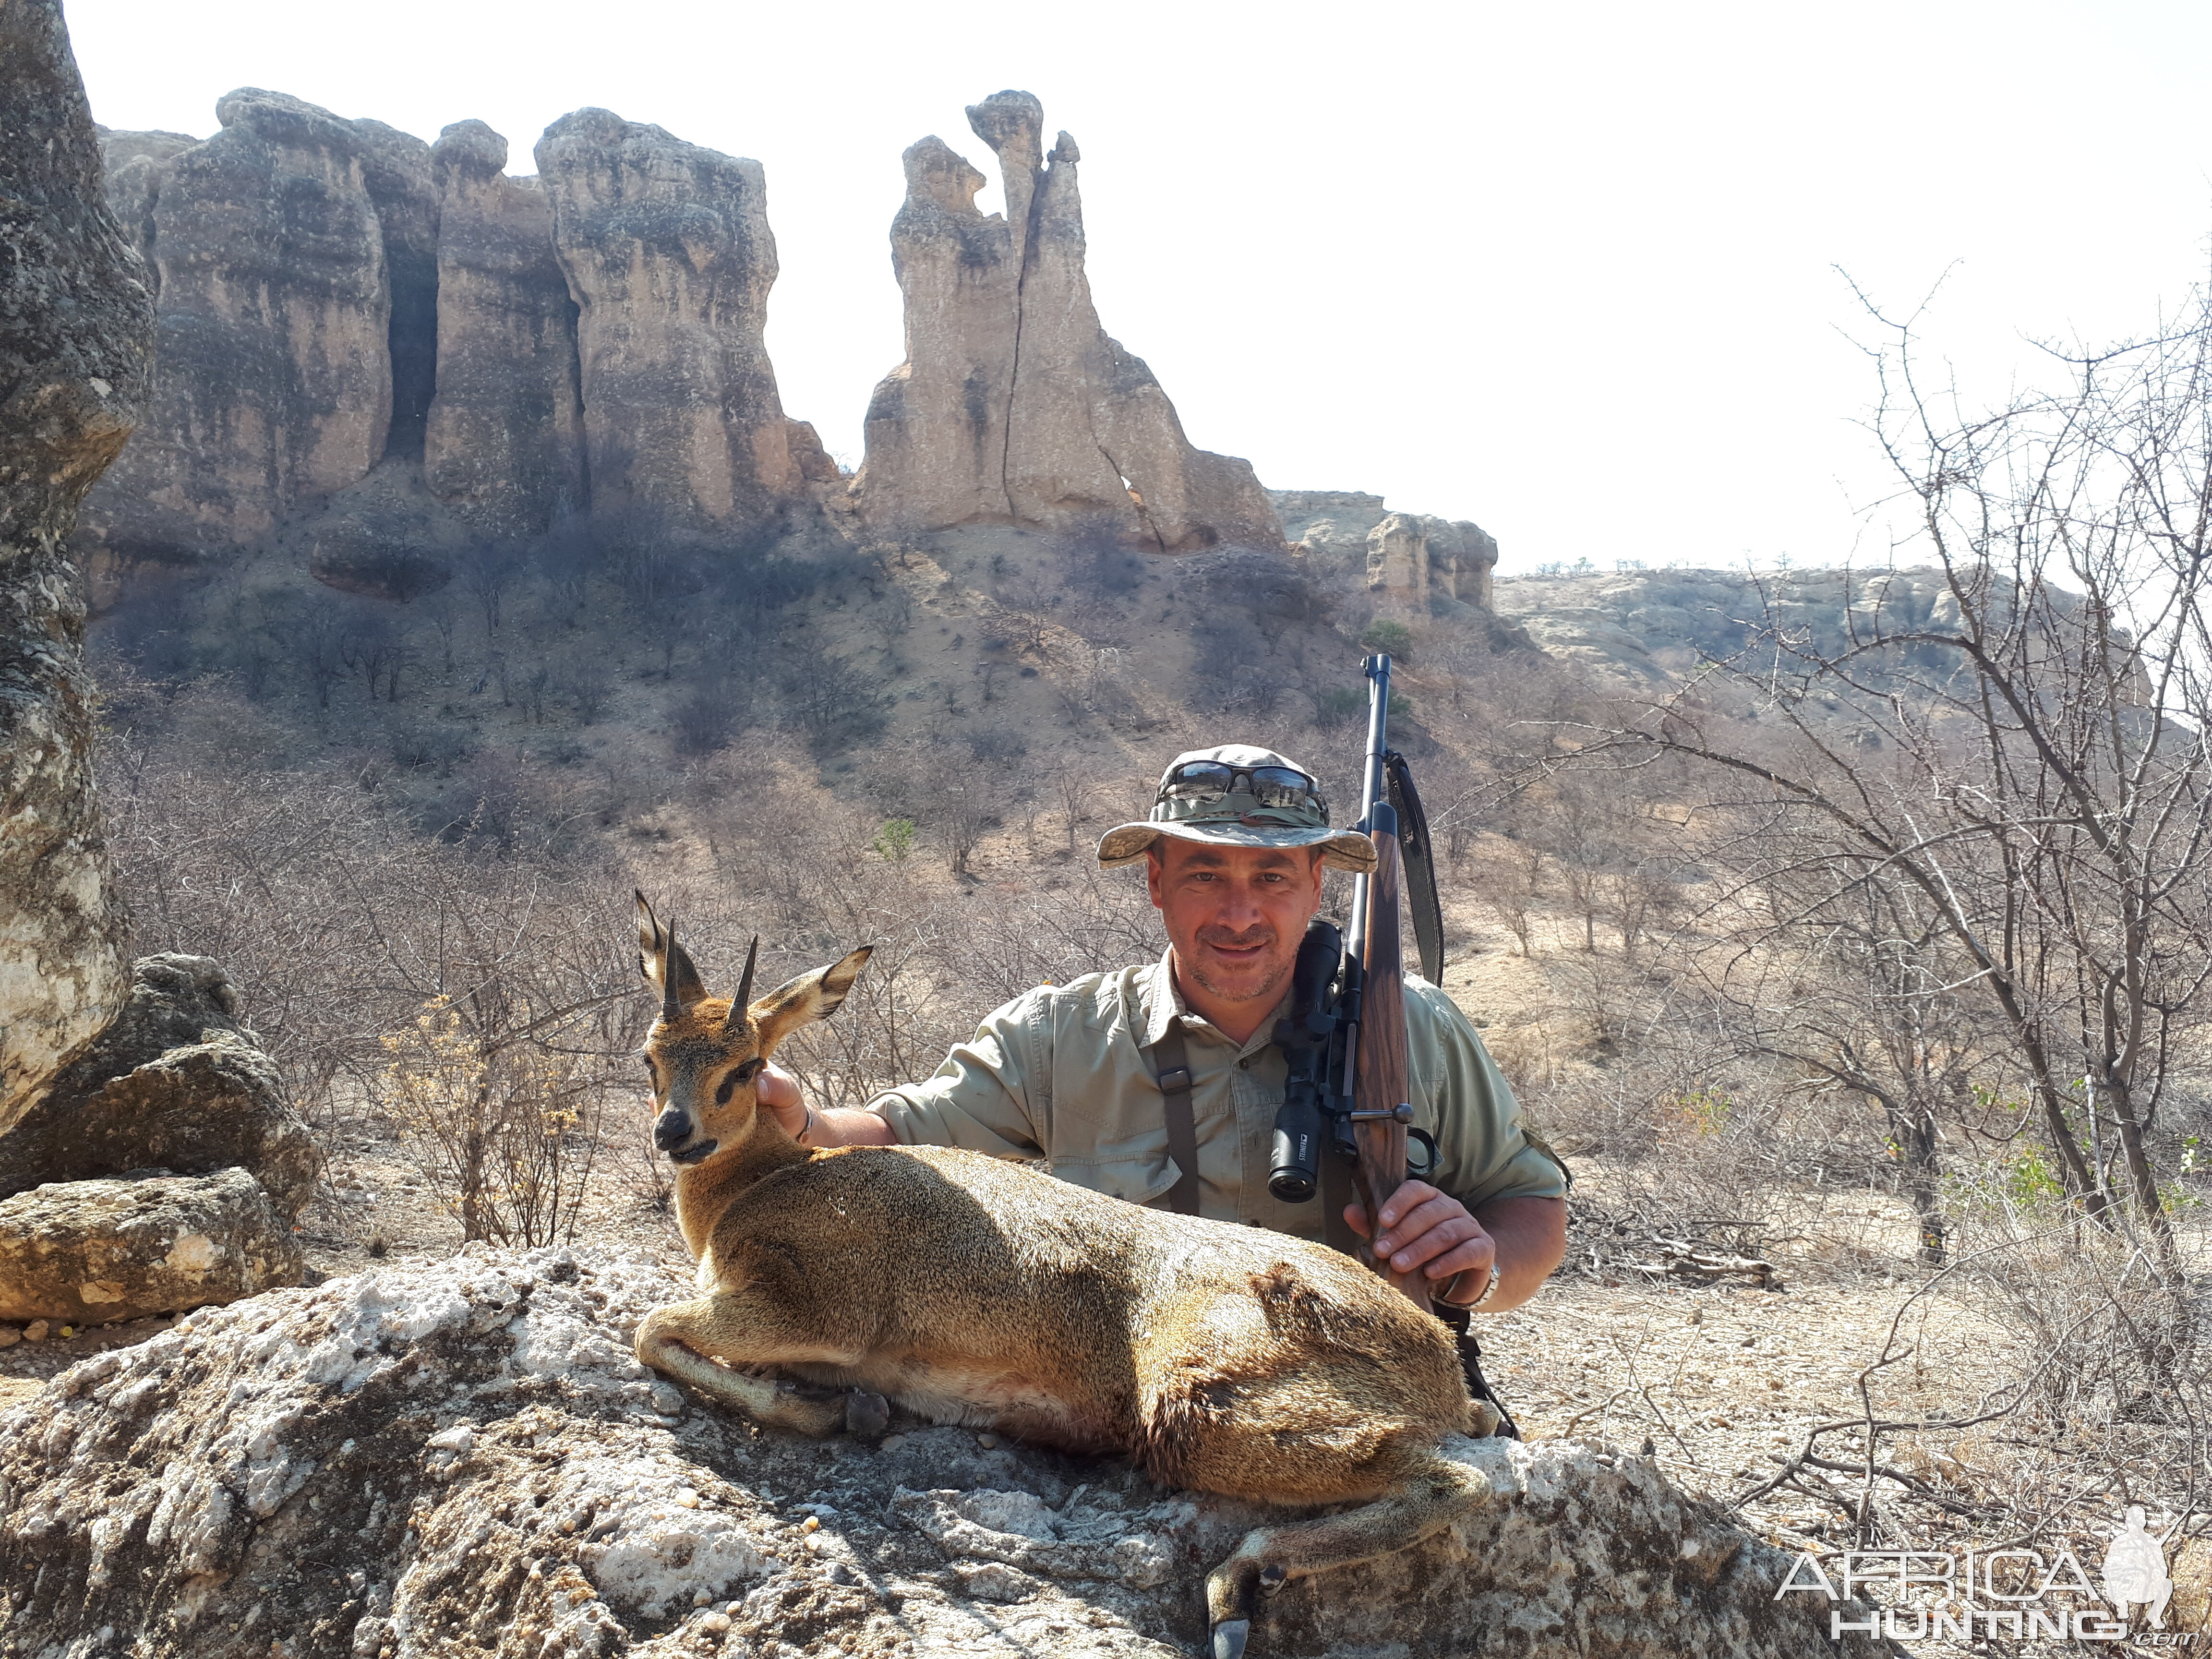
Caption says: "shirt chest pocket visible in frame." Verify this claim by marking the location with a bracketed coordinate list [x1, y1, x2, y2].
[1047, 1118, 1182, 1207]
[1044, 1069, 1183, 1206]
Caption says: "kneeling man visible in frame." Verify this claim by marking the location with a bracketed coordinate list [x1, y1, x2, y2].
[761, 745, 1566, 1383]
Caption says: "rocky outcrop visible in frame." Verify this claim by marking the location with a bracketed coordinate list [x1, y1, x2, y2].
[0, 1167, 301, 1322]
[0, 0, 154, 1117]
[72, 83, 1310, 576]
[82, 93, 817, 564]
[1490, 565, 2001, 684]
[0, 1247, 1896, 1659]
[84, 96, 819, 561]
[0, 955, 314, 1217]
[1367, 511, 1500, 611]
[859, 92, 1283, 554]
[1274, 490, 1505, 619]
[76, 92, 397, 565]
[424, 120, 586, 537]
[534, 109, 803, 533]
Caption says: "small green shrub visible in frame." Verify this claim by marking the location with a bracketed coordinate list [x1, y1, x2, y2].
[872, 818, 917, 864]
[1313, 687, 1366, 729]
[1359, 619, 1414, 661]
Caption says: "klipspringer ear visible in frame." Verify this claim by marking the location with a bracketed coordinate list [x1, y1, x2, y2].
[748, 946, 876, 1058]
[633, 890, 707, 1014]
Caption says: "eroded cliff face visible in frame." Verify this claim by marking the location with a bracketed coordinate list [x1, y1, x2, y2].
[0, 0, 154, 1117]
[78, 95, 813, 568]
[424, 120, 586, 538]
[72, 84, 1298, 571]
[859, 91, 1284, 553]
[535, 108, 803, 532]
[78, 91, 396, 564]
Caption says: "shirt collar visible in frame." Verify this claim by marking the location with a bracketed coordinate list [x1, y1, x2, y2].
[1140, 947, 1294, 1059]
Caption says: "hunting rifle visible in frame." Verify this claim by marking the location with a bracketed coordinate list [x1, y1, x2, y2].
[1268, 653, 1448, 1309]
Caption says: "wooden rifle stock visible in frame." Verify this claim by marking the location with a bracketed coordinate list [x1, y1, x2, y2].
[1352, 828, 1431, 1312]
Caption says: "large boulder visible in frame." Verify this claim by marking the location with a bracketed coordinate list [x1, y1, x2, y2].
[0, 0, 154, 1119]
[74, 90, 397, 565]
[298, 456, 462, 602]
[0, 1166, 301, 1322]
[858, 91, 1284, 554]
[0, 1248, 1895, 1659]
[0, 954, 314, 1219]
[534, 108, 803, 535]
[423, 120, 588, 538]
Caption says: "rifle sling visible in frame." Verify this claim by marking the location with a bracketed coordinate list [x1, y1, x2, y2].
[1150, 1026, 1201, 1216]
[1385, 750, 1446, 986]
[1321, 1135, 1361, 1255]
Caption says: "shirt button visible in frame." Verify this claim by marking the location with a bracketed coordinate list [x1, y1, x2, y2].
[1238, 1059, 1250, 1070]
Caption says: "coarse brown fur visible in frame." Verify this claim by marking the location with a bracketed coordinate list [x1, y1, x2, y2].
[629, 895, 1496, 1659]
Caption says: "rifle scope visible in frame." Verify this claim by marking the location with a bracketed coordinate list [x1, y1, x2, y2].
[1268, 919, 1345, 1202]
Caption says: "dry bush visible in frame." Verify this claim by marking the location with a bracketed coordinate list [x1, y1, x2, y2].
[373, 995, 603, 1247]
[1945, 1166, 2201, 1436]
[100, 724, 647, 1242]
[663, 744, 1163, 1114]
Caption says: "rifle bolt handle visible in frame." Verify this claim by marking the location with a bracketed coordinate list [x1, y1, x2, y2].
[1347, 1103, 1415, 1124]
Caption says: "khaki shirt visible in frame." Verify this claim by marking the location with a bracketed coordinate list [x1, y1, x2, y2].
[870, 950, 1565, 1242]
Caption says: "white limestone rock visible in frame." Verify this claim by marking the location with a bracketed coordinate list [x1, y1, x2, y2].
[0, 1247, 1894, 1658]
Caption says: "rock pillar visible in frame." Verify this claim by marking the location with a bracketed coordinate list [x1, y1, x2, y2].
[73, 90, 396, 564]
[535, 108, 801, 533]
[859, 91, 1284, 553]
[0, 0, 155, 1121]
[425, 120, 587, 537]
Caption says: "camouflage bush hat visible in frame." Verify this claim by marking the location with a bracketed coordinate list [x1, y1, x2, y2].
[1096, 744, 1378, 874]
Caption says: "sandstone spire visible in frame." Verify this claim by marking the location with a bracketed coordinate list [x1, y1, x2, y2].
[75, 89, 397, 563]
[859, 92, 1283, 553]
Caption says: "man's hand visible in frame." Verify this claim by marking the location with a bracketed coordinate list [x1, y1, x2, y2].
[1345, 1187, 1566, 1312]
[757, 1059, 808, 1139]
[753, 1060, 897, 1149]
[1345, 1180, 1491, 1301]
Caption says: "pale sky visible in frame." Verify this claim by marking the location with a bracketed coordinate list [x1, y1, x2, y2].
[64, 0, 2212, 573]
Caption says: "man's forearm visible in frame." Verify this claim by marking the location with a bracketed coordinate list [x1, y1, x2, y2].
[1466, 1195, 1567, 1312]
[798, 1106, 898, 1148]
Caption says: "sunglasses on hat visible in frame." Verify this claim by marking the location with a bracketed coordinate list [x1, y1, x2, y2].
[1155, 761, 1329, 821]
